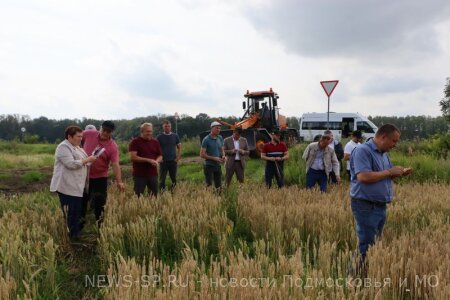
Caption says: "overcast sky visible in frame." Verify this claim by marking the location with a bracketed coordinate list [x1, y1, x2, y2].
[1, 0, 449, 120]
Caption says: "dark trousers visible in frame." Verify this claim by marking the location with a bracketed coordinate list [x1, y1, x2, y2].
[134, 176, 158, 197]
[347, 170, 351, 180]
[79, 192, 90, 231]
[58, 192, 82, 238]
[159, 161, 177, 191]
[265, 162, 284, 188]
[329, 161, 343, 183]
[225, 161, 245, 186]
[81, 177, 108, 225]
[329, 170, 338, 184]
[306, 168, 327, 192]
[204, 164, 222, 189]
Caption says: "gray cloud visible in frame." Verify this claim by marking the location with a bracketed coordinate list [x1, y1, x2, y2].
[363, 77, 433, 95]
[117, 63, 179, 100]
[244, 0, 450, 62]
[113, 59, 238, 114]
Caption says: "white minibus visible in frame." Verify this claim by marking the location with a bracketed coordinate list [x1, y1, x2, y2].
[299, 112, 378, 142]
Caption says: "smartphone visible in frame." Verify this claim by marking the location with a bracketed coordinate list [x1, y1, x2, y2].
[93, 147, 105, 157]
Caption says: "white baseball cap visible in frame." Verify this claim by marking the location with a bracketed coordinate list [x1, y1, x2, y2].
[210, 121, 221, 128]
[85, 124, 96, 130]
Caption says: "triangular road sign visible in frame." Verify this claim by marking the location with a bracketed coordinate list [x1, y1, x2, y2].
[320, 80, 339, 97]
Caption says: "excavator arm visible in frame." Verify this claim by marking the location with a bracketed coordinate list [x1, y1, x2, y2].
[215, 112, 260, 130]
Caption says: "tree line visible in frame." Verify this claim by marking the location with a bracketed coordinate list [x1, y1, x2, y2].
[0, 113, 447, 143]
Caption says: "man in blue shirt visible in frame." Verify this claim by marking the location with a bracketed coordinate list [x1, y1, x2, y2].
[200, 121, 225, 190]
[157, 120, 181, 192]
[350, 124, 413, 267]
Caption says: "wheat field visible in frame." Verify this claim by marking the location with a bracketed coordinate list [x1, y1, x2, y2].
[96, 182, 450, 299]
[0, 178, 449, 299]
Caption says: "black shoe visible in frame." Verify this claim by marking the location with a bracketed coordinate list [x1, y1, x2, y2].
[70, 234, 82, 242]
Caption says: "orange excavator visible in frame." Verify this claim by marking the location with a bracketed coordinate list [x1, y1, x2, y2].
[200, 88, 299, 156]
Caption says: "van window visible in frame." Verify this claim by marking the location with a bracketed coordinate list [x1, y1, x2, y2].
[302, 122, 341, 130]
[342, 118, 355, 138]
[357, 121, 375, 133]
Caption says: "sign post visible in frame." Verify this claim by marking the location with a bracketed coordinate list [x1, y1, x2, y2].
[20, 127, 26, 142]
[320, 80, 339, 129]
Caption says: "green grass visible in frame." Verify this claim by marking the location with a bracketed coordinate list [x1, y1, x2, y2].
[22, 170, 44, 183]
[0, 173, 10, 180]
[180, 138, 200, 157]
[0, 140, 448, 185]
[0, 141, 56, 155]
[390, 152, 450, 183]
[177, 163, 204, 183]
[0, 153, 54, 169]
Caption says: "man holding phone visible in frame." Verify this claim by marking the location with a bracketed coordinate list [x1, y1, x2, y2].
[350, 124, 413, 273]
[81, 120, 125, 227]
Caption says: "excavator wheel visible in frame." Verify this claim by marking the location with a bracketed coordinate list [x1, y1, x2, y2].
[284, 129, 299, 147]
[255, 139, 266, 157]
[250, 130, 271, 158]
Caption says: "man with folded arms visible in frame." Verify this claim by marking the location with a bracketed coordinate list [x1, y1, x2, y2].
[223, 127, 249, 186]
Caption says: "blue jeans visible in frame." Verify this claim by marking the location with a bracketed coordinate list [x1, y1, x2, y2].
[58, 192, 82, 238]
[306, 168, 327, 192]
[351, 199, 387, 258]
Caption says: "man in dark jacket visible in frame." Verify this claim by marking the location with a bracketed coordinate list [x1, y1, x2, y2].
[324, 130, 343, 184]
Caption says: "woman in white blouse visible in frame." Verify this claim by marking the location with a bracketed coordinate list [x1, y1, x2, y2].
[50, 126, 96, 240]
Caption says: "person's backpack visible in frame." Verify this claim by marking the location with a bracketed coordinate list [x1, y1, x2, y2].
[334, 141, 344, 161]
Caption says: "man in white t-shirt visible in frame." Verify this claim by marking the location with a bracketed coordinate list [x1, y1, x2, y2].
[343, 130, 362, 179]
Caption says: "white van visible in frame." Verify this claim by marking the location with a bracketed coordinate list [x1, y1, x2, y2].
[299, 112, 378, 142]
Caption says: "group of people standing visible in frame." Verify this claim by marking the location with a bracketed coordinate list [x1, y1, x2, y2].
[200, 121, 290, 190]
[128, 121, 181, 197]
[200, 121, 414, 272]
[302, 129, 364, 192]
[50, 119, 413, 271]
[50, 120, 181, 240]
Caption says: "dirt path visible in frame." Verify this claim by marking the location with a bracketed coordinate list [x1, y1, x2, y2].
[0, 157, 203, 195]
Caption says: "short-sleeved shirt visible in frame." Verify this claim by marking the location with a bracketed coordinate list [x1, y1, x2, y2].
[129, 137, 162, 177]
[350, 139, 393, 203]
[157, 132, 180, 162]
[344, 140, 360, 170]
[262, 142, 288, 167]
[201, 134, 224, 166]
[82, 129, 119, 178]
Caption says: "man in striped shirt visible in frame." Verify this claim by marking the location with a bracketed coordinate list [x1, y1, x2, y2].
[261, 129, 289, 188]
